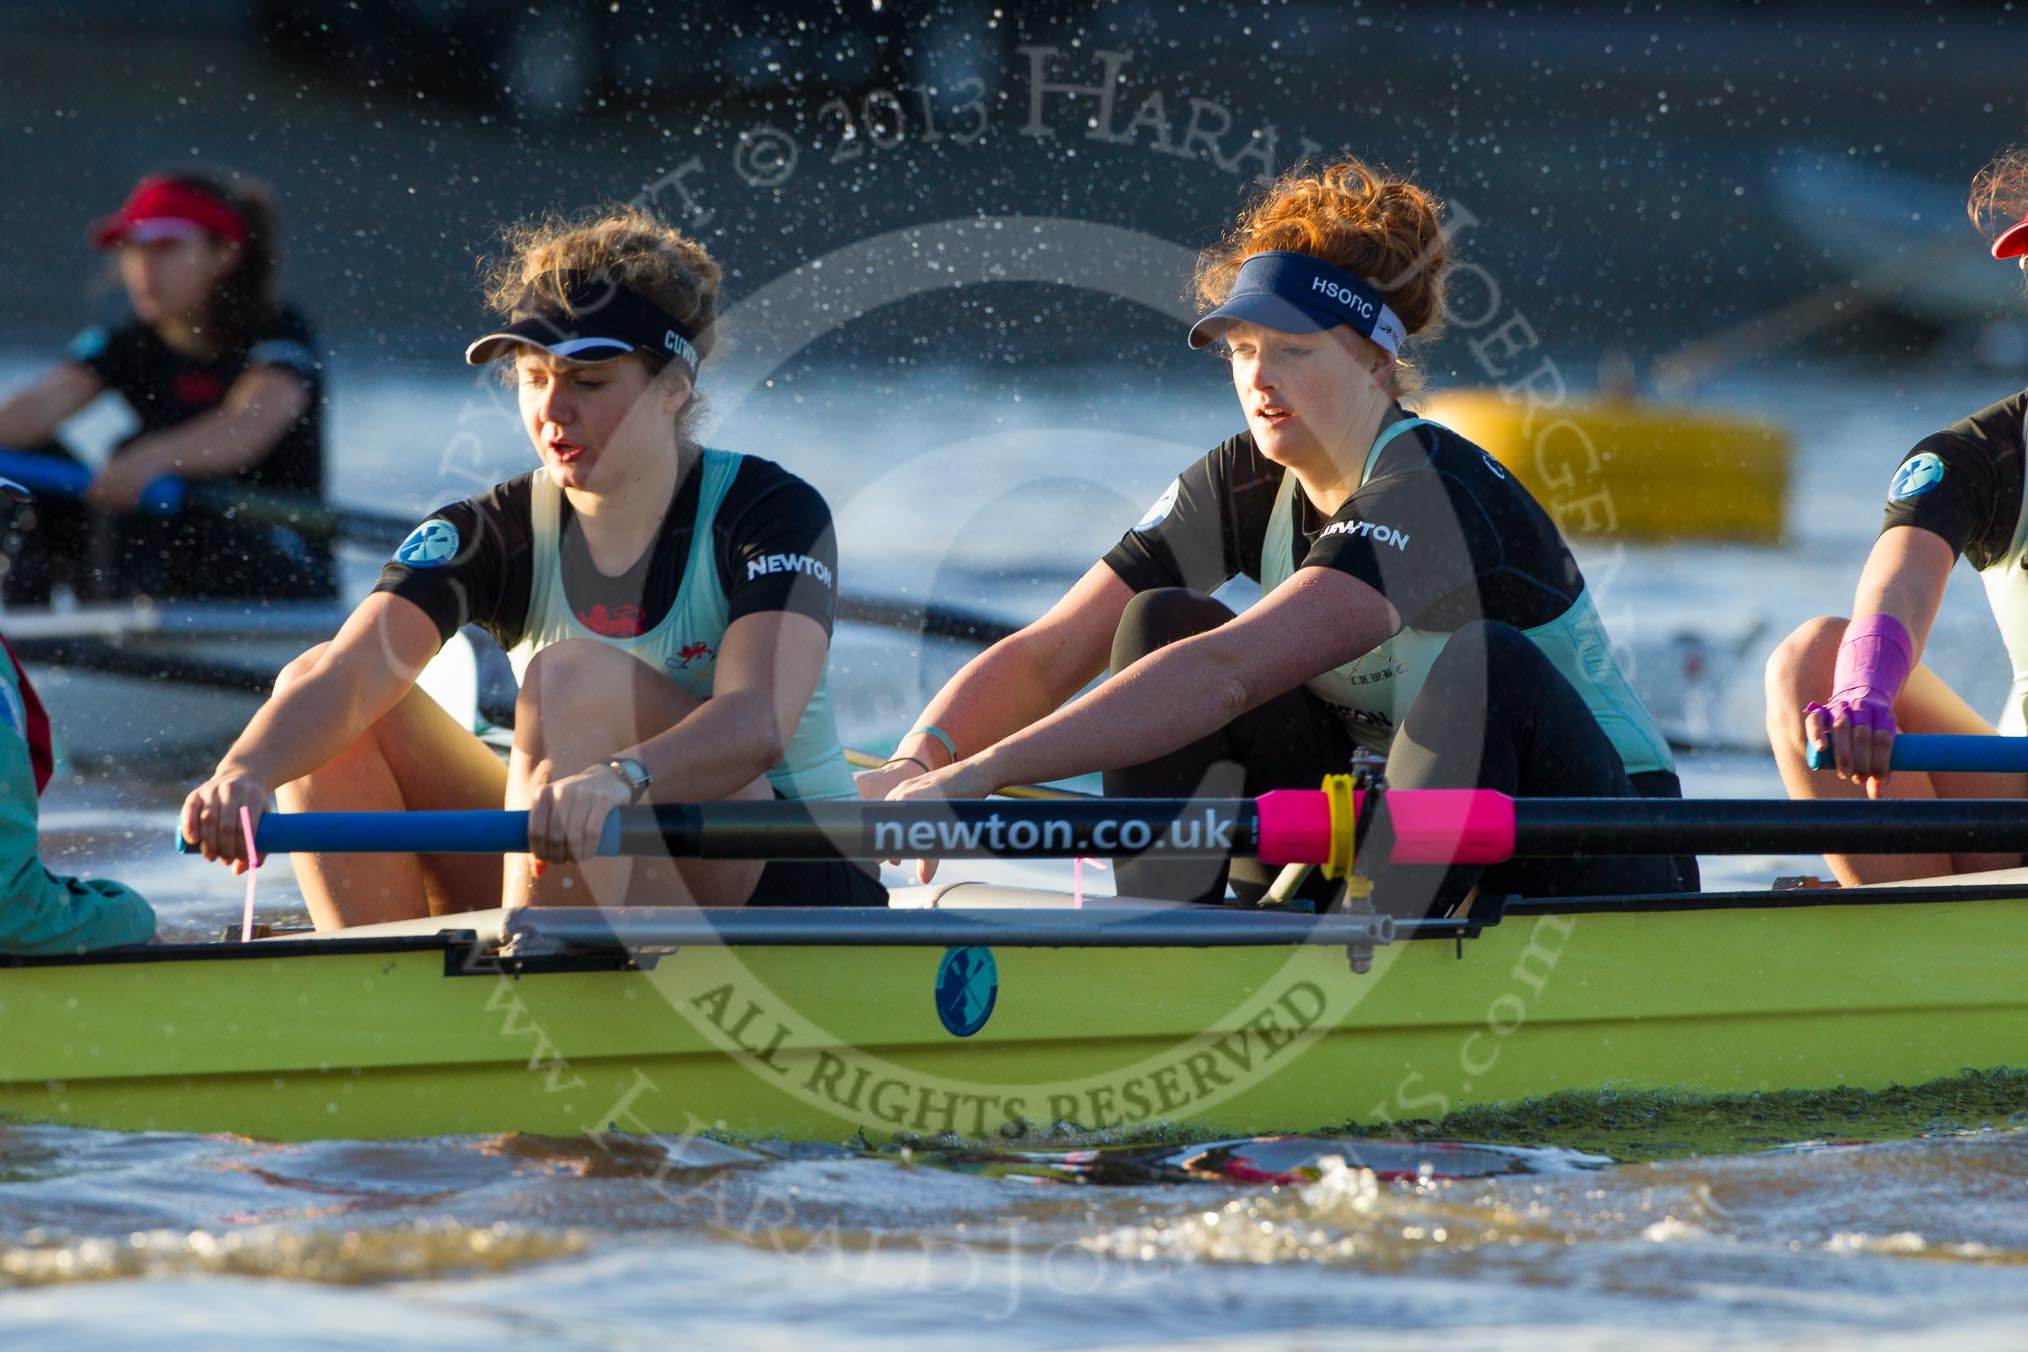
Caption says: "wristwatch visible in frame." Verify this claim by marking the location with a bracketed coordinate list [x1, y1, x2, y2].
[604, 756, 652, 804]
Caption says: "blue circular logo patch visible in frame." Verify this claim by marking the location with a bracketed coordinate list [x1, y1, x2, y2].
[1133, 479, 1181, 533]
[395, 518, 460, 567]
[934, 946, 998, 1038]
[65, 326, 109, 362]
[1889, 452, 1946, 501]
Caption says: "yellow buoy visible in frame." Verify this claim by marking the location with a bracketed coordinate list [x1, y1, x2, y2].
[1414, 389, 1792, 543]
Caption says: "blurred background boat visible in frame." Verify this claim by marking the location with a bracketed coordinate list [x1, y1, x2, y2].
[1415, 385, 1792, 543]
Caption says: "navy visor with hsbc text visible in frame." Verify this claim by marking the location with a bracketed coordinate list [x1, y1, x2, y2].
[1187, 251, 1407, 355]
[465, 269, 701, 378]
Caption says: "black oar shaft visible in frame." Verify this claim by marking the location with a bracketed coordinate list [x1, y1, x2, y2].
[643, 797, 2028, 862]
[1507, 797, 2028, 856]
[624, 799, 1260, 861]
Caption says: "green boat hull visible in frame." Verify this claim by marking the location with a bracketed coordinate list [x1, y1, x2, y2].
[2, 886, 2022, 1142]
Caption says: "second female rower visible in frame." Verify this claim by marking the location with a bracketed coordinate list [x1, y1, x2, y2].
[1764, 144, 2028, 885]
[180, 206, 878, 927]
[862, 160, 1694, 915]
[0, 170, 332, 602]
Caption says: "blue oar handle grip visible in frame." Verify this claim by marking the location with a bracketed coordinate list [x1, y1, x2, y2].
[0, 448, 184, 514]
[175, 810, 623, 856]
[1805, 733, 2028, 774]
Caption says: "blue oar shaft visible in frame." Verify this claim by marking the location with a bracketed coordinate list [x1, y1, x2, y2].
[215, 810, 622, 857]
[0, 449, 183, 513]
[1805, 734, 2028, 774]
[0, 448, 385, 544]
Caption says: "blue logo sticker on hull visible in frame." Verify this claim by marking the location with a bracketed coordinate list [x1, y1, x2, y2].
[934, 945, 998, 1037]
[1889, 452, 1946, 501]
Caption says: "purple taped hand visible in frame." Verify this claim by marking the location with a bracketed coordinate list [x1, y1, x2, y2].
[1840, 695, 1897, 736]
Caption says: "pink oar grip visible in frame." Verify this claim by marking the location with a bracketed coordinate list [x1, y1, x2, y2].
[1253, 788, 1517, 866]
[1381, 789, 1515, 865]
[1256, 789, 1330, 865]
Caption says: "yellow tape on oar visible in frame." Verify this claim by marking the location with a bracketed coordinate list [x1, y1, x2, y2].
[1320, 773, 1356, 880]
[1318, 773, 1376, 906]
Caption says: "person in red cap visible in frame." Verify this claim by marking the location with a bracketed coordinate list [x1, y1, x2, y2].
[0, 170, 332, 603]
[1765, 144, 2028, 885]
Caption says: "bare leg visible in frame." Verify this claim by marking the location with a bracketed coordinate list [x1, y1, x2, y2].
[503, 639, 771, 909]
[274, 643, 508, 929]
[1764, 615, 2027, 885]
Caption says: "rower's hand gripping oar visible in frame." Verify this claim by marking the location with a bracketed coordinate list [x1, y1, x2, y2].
[1805, 733, 2028, 774]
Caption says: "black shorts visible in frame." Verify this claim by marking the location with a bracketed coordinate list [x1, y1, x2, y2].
[746, 789, 887, 907]
[748, 857, 888, 907]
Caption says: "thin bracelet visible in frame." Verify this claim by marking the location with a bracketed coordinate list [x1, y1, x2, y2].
[883, 755, 931, 775]
[906, 724, 959, 763]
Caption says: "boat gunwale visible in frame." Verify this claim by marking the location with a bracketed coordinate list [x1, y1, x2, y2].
[0, 928, 484, 972]
[1400, 877, 2028, 939]
[0, 875, 2018, 972]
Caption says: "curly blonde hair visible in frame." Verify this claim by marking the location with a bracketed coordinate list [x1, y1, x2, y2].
[1196, 159, 1449, 395]
[479, 203, 722, 410]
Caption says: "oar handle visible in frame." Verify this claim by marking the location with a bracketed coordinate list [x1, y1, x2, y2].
[1804, 733, 2028, 774]
[0, 449, 183, 514]
[180, 794, 1517, 865]
[177, 810, 624, 857]
[0, 448, 373, 543]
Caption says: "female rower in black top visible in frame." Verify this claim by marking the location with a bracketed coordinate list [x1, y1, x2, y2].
[862, 160, 1693, 916]
[0, 170, 332, 601]
[179, 206, 874, 929]
[1764, 145, 2028, 885]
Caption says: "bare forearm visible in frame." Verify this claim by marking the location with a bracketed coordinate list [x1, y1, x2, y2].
[0, 367, 97, 445]
[1852, 528, 1952, 660]
[974, 638, 1248, 789]
[220, 658, 402, 787]
[121, 412, 275, 480]
[901, 634, 1099, 765]
[628, 690, 790, 800]
[0, 397, 57, 447]
[1853, 579, 1937, 654]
